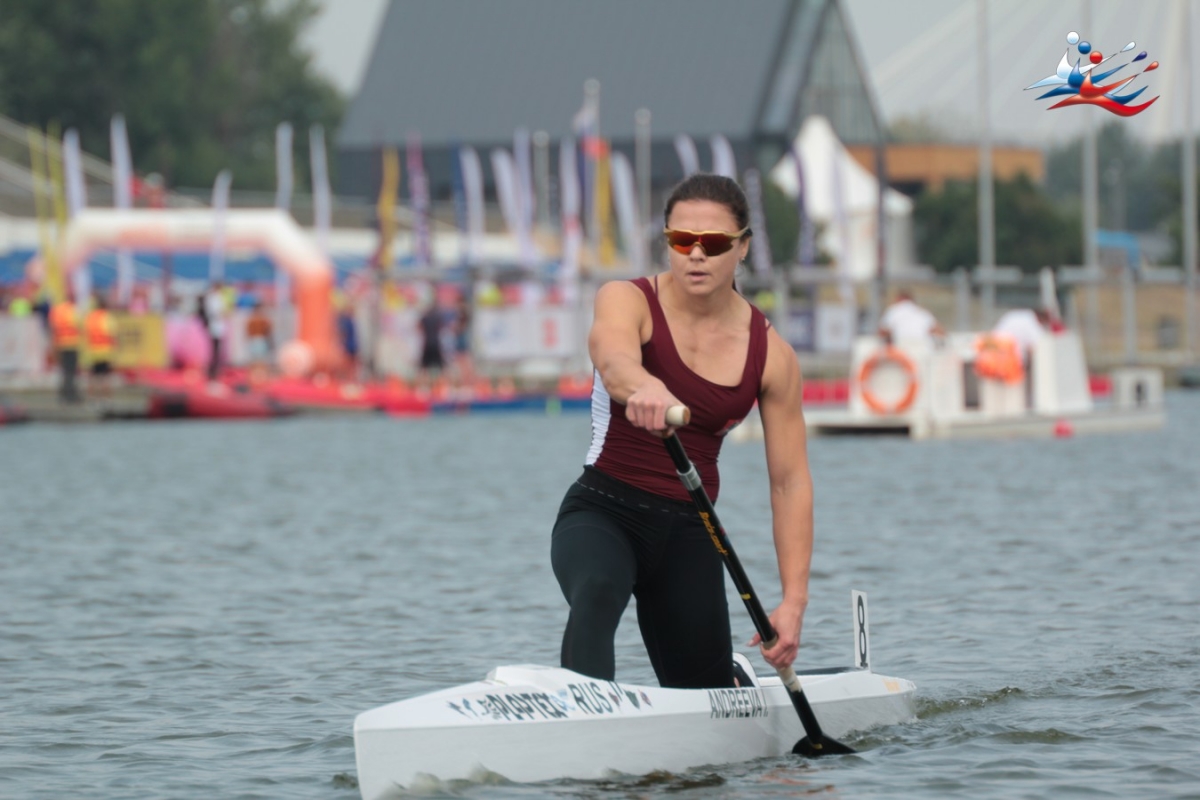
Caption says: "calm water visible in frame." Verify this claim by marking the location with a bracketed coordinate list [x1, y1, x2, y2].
[2, 394, 1199, 799]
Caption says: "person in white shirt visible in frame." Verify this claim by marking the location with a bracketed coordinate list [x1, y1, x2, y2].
[990, 307, 1054, 407]
[878, 290, 944, 345]
[203, 282, 228, 381]
[992, 308, 1049, 358]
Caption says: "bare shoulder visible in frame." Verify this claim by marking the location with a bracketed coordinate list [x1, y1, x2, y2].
[758, 316, 806, 410]
[762, 321, 802, 394]
[593, 280, 651, 324]
[591, 279, 652, 344]
[594, 279, 646, 309]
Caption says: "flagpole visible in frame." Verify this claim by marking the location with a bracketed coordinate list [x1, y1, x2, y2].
[873, 135, 888, 333]
[1183, 0, 1197, 355]
[977, 0, 996, 327]
[274, 122, 294, 346]
[110, 115, 135, 307]
[1082, 0, 1100, 353]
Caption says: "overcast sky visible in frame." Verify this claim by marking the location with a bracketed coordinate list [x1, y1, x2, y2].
[300, 0, 1199, 146]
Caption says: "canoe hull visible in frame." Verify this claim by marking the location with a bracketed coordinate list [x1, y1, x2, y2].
[354, 663, 916, 798]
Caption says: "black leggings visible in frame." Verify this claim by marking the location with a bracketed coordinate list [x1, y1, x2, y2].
[551, 467, 734, 689]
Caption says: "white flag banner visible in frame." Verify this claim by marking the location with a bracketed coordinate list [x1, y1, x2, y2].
[571, 96, 598, 136]
[274, 123, 294, 333]
[71, 260, 91, 311]
[490, 148, 536, 268]
[788, 142, 818, 266]
[309, 125, 332, 254]
[609, 152, 645, 273]
[514, 127, 535, 229]
[110, 116, 133, 209]
[743, 169, 774, 277]
[572, 89, 599, 238]
[710, 134, 737, 179]
[209, 169, 233, 284]
[830, 152, 856, 308]
[558, 137, 582, 295]
[110, 114, 135, 304]
[490, 149, 520, 239]
[62, 129, 86, 218]
[407, 132, 432, 268]
[64, 129, 91, 314]
[674, 134, 700, 177]
[459, 146, 485, 265]
[274, 122, 294, 212]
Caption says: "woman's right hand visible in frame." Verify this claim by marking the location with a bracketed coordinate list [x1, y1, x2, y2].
[625, 380, 682, 436]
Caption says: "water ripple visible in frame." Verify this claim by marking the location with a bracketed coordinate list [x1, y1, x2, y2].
[3, 396, 1200, 798]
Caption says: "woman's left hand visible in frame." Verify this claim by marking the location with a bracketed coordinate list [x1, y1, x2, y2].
[748, 601, 805, 670]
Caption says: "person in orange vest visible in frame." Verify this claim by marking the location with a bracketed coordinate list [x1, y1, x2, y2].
[85, 293, 117, 397]
[49, 296, 82, 403]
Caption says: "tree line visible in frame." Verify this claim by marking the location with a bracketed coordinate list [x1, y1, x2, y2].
[909, 121, 1197, 273]
[0, 0, 344, 193]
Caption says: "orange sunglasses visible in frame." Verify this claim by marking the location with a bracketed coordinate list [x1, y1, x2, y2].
[663, 227, 750, 256]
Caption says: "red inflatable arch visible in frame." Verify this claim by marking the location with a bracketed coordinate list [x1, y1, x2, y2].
[57, 208, 338, 371]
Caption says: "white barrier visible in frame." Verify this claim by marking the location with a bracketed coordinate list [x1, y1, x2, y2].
[475, 306, 577, 362]
[0, 316, 46, 374]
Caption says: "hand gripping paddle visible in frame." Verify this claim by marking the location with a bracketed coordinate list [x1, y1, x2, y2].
[662, 405, 854, 757]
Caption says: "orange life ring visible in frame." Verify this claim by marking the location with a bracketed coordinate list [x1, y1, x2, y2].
[858, 347, 918, 415]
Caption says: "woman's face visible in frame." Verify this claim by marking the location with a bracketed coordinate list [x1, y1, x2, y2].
[664, 199, 749, 297]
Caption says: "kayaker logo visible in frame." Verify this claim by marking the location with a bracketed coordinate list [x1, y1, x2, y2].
[1026, 31, 1159, 116]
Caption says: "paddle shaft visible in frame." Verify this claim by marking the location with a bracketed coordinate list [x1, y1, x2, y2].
[662, 408, 846, 754]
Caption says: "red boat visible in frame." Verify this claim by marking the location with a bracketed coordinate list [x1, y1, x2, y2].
[147, 385, 293, 420]
[0, 400, 30, 426]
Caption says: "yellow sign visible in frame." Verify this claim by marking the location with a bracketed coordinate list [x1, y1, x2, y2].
[81, 314, 168, 368]
[377, 147, 400, 272]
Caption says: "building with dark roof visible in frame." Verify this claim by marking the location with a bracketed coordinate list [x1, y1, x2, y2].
[336, 0, 884, 201]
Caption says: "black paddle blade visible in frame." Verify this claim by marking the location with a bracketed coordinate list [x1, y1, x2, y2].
[792, 736, 856, 757]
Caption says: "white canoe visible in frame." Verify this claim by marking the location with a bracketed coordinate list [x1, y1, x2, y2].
[354, 592, 916, 799]
[355, 662, 915, 798]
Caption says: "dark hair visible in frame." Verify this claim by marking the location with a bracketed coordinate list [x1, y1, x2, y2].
[663, 173, 750, 234]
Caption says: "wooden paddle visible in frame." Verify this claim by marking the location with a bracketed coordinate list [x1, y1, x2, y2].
[662, 405, 854, 757]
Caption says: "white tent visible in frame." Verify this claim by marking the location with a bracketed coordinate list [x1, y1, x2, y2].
[769, 116, 916, 282]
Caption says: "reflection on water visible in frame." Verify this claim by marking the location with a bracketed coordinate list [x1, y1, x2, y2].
[2, 394, 1199, 798]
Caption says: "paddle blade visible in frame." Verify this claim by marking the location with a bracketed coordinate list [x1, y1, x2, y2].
[792, 736, 856, 757]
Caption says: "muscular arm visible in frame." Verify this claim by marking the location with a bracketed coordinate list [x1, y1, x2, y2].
[588, 280, 680, 432]
[751, 324, 813, 670]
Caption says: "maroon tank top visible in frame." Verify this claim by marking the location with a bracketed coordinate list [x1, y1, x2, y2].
[586, 276, 769, 502]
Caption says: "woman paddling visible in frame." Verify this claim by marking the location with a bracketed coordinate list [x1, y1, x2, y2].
[551, 173, 813, 689]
